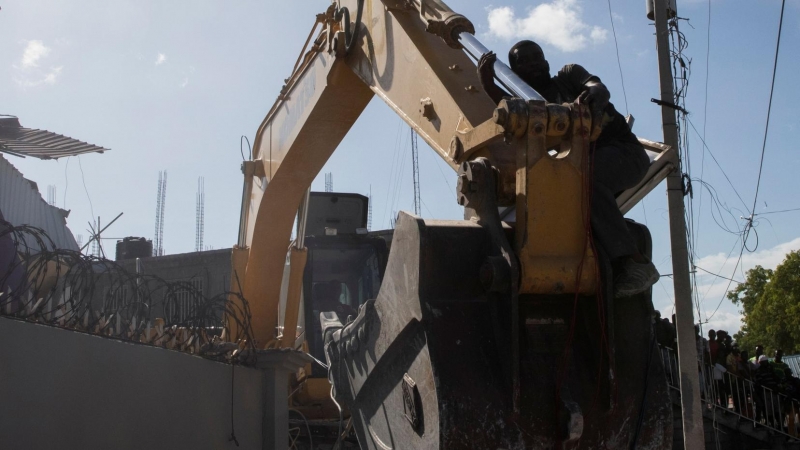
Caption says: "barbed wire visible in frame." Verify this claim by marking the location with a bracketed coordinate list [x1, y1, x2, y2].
[0, 220, 258, 365]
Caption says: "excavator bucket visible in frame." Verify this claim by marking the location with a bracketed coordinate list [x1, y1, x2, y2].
[324, 212, 671, 449]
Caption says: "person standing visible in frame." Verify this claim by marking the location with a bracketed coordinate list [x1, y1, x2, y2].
[755, 356, 780, 426]
[727, 346, 743, 414]
[774, 349, 791, 378]
[708, 330, 719, 367]
[750, 345, 765, 369]
[477, 41, 658, 297]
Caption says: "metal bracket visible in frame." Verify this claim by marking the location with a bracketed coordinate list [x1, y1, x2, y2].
[456, 158, 518, 292]
[456, 157, 521, 412]
[241, 160, 265, 178]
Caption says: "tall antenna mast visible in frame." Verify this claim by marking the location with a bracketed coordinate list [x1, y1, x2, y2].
[158, 171, 167, 256]
[410, 128, 421, 216]
[91, 218, 99, 257]
[368, 185, 373, 231]
[153, 171, 167, 256]
[325, 172, 333, 192]
[46, 185, 56, 206]
[153, 172, 162, 256]
[195, 177, 205, 252]
[96, 216, 105, 257]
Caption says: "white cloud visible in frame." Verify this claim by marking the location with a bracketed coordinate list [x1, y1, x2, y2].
[14, 66, 63, 88]
[487, 7, 516, 40]
[705, 311, 744, 335]
[13, 40, 62, 88]
[179, 77, 189, 88]
[695, 236, 800, 281]
[41, 66, 63, 85]
[486, 1, 608, 52]
[654, 237, 800, 335]
[590, 27, 608, 43]
[696, 238, 800, 305]
[155, 53, 167, 65]
[21, 40, 50, 68]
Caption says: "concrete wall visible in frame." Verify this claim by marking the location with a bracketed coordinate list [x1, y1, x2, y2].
[91, 248, 233, 321]
[0, 317, 264, 450]
[115, 248, 233, 298]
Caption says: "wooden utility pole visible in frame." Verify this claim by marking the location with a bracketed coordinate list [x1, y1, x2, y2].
[653, 0, 705, 447]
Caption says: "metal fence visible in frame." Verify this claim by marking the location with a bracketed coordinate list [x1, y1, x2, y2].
[661, 345, 800, 440]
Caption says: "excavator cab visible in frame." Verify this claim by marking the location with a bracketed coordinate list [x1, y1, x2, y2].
[302, 233, 388, 377]
[274, 192, 391, 422]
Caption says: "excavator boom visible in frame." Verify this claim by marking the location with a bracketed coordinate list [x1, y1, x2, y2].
[233, 1, 675, 447]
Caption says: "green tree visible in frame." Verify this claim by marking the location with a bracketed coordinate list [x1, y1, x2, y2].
[729, 250, 800, 355]
[729, 265, 772, 353]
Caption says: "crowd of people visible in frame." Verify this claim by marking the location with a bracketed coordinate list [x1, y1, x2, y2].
[654, 311, 800, 435]
[700, 329, 800, 434]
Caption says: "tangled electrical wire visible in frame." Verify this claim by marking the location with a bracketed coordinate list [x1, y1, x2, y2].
[0, 220, 258, 365]
[691, 179, 753, 238]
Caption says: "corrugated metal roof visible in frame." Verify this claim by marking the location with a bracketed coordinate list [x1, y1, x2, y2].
[784, 354, 800, 377]
[0, 117, 108, 160]
[0, 154, 79, 251]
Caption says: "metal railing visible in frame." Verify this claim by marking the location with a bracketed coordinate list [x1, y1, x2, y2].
[661, 345, 800, 440]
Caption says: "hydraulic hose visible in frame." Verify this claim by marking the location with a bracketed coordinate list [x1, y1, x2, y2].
[335, 0, 365, 56]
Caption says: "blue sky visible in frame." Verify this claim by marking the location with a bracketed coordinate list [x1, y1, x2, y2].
[2, 0, 799, 335]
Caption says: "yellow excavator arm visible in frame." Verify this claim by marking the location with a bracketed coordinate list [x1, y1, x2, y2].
[231, 1, 675, 447]
[233, 0, 519, 347]
[232, 1, 676, 348]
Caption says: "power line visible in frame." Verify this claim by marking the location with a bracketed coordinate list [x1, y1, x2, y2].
[694, 266, 742, 285]
[702, 0, 712, 142]
[696, 0, 712, 247]
[691, 179, 748, 237]
[749, 0, 786, 220]
[381, 119, 405, 228]
[703, 219, 762, 322]
[698, 237, 740, 310]
[425, 148, 463, 218]
[757, 207, 800, 216]
[420, 198, 436, 219]
[77, 155, 96, 222]
[605, 0, 629, 115]
[62, 156, 70, 209]
[387, 124, 409, 226]
[705, 243, 745, 322]
[686, 118, 750, 213]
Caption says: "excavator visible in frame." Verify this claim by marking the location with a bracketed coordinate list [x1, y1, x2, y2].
[232, 0, 679, 448]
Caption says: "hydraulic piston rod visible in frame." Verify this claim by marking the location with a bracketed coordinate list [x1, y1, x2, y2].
[457, 33, 545, 102]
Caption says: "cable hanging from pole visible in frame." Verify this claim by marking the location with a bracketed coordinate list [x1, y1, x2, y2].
[745, 0, 786, 247]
